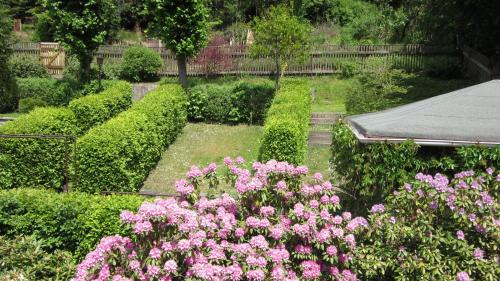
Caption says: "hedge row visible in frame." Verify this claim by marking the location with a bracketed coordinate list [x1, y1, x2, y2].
[187, 80, 275, 124]
[77, 83, 187, 193]
[0, 188, 145, 261]
[0, 82, 133, 191]
[68, 81, 132, 133]
[0, 107, 79, 190]
[331, 121, 500, 212]
[259, 80, 311, 165]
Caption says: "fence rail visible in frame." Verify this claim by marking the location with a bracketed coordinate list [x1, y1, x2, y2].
[13, 43, 458, 76]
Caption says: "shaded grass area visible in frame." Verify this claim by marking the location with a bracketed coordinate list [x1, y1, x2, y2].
[142, 123, 263, 194]
[400, 75, 474, 105]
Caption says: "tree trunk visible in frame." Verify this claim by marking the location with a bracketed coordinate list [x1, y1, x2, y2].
[274, 59, 281, 91]
[133, 20, 142, 35]
[79, 55, 93, 83]
[177, 54, 188, 89]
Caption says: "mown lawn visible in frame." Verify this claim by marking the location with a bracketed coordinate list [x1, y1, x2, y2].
[309, 76, 358, 113]
[0, 112, 24, 118]
[142, 123, 263, 195]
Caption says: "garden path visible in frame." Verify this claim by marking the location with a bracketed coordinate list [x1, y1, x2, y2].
[132, 83, 159, 101]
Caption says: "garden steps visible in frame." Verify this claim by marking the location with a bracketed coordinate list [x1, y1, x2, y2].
[132, 83, 159, 101]
[308, 112, 342, 145]
[0, 117, 15, 127]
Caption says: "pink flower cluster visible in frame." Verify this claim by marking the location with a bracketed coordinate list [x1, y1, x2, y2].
[73, 157, 367, 280]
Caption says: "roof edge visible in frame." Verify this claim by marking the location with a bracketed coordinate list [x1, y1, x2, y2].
[347, 123, 500, 147]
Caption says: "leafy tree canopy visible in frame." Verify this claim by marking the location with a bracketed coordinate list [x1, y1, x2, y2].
[251, 5, 312, 89]
[42, 0, 120, 80]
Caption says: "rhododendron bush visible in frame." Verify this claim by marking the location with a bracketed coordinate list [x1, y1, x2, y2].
[74, 157, 367, 281]
[354, 169, 499, 280]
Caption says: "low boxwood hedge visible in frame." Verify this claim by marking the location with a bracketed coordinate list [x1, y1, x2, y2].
[68, 81, 132, 133]
[0, 107, 79, 190]
[0, 188, 145, 261]
[331, 121, 500, 212]
[77, 83, 187, 193]
[259, 80, 311, 165]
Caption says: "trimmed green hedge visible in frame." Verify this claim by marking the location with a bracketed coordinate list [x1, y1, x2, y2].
[68, 81, 132, 133]
[259, 80, 311, 165]
[0, 107, 79, 190]
[188, 81, 275, 124]
[77, 83, 187, 193]
[331, 121, 500, 211]
[0, 188, 145, 261]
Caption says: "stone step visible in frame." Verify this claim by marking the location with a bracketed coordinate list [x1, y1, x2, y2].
[311, 112, 342, 118]
[310, 124, 332, 132]
[0, 117, 15, 126]
[310, 117, 339, 125]
[132, 83, 159, 101]
[308, 131, 332, 145]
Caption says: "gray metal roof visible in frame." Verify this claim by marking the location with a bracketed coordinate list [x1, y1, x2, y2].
[347, 80, 500, 146]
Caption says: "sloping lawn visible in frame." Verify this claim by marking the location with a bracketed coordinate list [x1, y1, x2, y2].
[142, 123, 263, 195]
[310, 76, 358, 113]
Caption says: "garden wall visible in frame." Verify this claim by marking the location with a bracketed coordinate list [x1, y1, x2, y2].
[259, 80, 311, 165]
[77, 83, 187, 193]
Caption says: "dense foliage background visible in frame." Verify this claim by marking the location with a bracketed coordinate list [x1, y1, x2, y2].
[3, 1, 500, 57]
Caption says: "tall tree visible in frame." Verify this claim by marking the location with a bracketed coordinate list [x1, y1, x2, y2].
[0, 6, 18, 113]
[251, 5, 312, 90]
[145, 0, 209, 88]
[43, 0, 119, 82]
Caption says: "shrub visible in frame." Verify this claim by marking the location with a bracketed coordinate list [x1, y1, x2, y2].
[8, 55, 50, 78]
[0, 189, 145, 261]
[190, 84, 233, 122]
[16, 77, 70, 106]
[120, 46, 163, 82]
[330, 121, 500, 212]
[0, 107, 79, 190]
[18, 97, 48, 113]
[345, 58, 410, 115]
[68, 81, 132, 133]
[194, 35, 233, 77]
[188, 81, 275, 124]
[74, 158, 367, 280]
[259, 80, 311, 165]
[354, 170, 499, 280]
[77, 84, 187, 193]
[0, 235, 75, 280]
[336, 60, 360, 78]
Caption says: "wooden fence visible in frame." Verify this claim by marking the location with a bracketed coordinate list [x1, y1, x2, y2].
[461, 45, 494, 82]
[14, 43, 457, 76]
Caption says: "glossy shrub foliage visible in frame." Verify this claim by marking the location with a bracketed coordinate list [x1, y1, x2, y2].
[77, 83, 187, 193]
[259, 80, 311, 165]
[68, 81, 132, 133]
[0, 235, 75, 280]
[187, 80, 275, 124]
[331, 121, 500, 211]
[0, 188, 145, 261]
[355, 170, 499, 280]
[0, 107, 79, 190]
